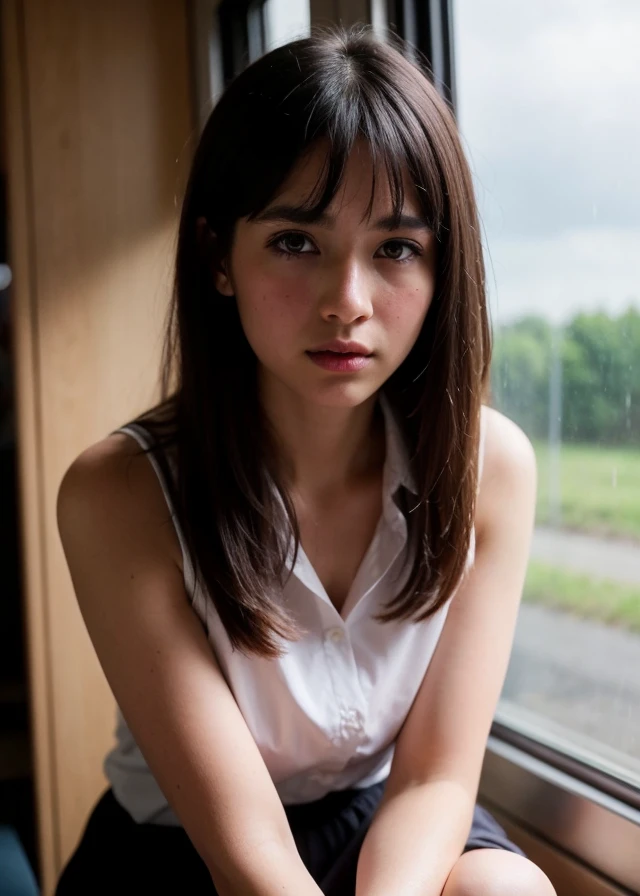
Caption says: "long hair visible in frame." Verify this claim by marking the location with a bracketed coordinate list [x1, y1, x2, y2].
[138, 24, 491, 657]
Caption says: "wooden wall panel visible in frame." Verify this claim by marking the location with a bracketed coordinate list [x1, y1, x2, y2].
[3, 1, 194, 891]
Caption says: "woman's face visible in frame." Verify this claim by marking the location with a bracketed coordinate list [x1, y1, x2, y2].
[215, 141, 437, 409]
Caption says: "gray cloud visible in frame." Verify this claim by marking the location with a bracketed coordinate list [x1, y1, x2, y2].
[453, 0, 640, 321]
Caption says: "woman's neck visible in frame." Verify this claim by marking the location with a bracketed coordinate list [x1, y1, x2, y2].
[261, 381, 386, 500]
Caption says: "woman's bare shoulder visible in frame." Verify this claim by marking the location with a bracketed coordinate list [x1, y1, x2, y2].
[57, 430, 182, 569]
[480, 404, 536, 463]
[62, 428, 143, 474]
[476, 405, 537, 533]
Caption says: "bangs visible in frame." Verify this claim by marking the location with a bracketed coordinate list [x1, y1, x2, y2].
[231, 36, 447, 237]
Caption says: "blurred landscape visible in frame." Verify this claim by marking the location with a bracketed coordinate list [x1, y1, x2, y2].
[493, 308, 639, 451]
[491, 309, 640, 634]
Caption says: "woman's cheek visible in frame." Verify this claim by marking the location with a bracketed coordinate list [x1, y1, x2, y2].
[260, 275, 315, 322]
[383, 290, 431, 354]
[237, 283, 303, 348]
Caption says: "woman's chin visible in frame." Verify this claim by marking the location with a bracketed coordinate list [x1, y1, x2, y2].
[258, 363, 383, 410]
[301, 380, 381, 409]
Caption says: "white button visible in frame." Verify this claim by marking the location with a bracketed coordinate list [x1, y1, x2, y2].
[326, 627, 345, 644]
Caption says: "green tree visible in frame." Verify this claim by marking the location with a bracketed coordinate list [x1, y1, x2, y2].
[491, 315, 551, 439]
[563, 307, 639, 444]
[491, 306, 640, 447]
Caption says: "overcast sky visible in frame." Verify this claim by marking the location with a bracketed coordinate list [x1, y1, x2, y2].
[453, 0, 640, 324]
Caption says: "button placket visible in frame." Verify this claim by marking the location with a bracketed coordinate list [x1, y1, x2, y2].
[323, 625, 368, 748]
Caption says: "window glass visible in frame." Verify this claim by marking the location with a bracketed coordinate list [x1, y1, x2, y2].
[453, 0, 640, 779]
[264, 0, 310, 50]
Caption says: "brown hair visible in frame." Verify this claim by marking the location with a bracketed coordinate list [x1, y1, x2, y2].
[138, 24, 491, 657]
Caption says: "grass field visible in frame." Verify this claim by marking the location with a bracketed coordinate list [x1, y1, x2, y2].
[523, 561, 640, 633]
[522, 442, 639, 630]
[532, 441, 640, 542]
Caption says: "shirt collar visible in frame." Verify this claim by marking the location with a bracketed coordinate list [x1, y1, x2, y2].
[283, 391, 417, 611]
[379, 391, 418, 500]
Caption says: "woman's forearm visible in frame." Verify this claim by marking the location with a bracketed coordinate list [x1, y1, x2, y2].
[212, 838, 324, 896]
[355, 780, 475, 896]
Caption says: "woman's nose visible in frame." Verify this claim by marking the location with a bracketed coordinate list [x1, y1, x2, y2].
[317, 258, 374, 324]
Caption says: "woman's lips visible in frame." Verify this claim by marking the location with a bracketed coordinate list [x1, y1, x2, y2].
[306, 350, 372, 372]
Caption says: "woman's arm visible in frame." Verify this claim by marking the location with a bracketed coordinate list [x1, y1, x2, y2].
[57, 435, 323, 896]
[355, 409, 537, 896]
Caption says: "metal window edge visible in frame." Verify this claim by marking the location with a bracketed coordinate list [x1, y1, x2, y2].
[493, 707, 640, 807]
[191, 0, 225, 126]
[482, 731, 640, 893]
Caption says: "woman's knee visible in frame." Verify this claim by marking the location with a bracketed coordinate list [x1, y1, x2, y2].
[442, 848, 557, 896]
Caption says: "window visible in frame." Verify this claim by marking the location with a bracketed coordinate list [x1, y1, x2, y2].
[451, 0, 640, 784]
[264, 0, 311, 50]
[216, 0, 310, 86]
[218, 1, 267, 85]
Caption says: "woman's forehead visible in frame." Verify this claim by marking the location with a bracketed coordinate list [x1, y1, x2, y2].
[266, 141, 421, 222]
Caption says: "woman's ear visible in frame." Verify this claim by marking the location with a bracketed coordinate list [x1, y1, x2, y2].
[213, 263, 234, 297]
[196, 216, 234, 296]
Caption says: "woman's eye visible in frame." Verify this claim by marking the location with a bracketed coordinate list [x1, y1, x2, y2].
[268, 233, 422, 263]
[378, 240, 421, 263]
[270, 232, 315, 257]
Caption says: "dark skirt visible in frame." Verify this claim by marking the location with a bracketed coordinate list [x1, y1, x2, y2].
[56, 783, 524, 895]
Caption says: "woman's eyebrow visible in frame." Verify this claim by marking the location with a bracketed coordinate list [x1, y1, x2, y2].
[253, 204, 431, 232]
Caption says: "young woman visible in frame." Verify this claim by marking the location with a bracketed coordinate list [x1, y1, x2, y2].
[55, 24, 555, 896]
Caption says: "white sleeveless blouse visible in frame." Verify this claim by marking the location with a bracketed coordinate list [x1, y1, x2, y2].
[104, 396, 485, 825]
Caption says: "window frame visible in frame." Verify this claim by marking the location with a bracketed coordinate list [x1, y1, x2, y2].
[382, 0, 457, 108]
[190, 0, 225, 122]
[310, 1, 369, 26]
[480, 732, 640, 893]
[217, 0, 267, 85]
